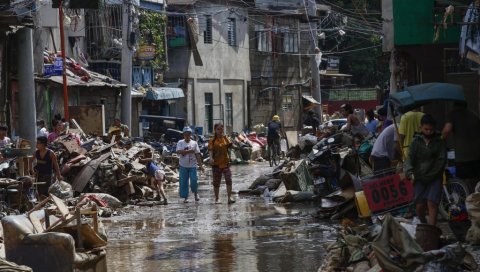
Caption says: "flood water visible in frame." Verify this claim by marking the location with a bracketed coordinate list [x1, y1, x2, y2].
[103, 162, 337, 272]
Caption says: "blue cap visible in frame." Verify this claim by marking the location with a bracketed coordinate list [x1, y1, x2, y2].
[183, 127, 193, 134]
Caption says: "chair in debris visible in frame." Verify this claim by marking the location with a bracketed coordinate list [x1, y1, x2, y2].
[1, 194, 107, 272]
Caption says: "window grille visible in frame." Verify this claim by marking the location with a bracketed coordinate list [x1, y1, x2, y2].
[204, 15, 212, 44]
[225, 93, 233, 126]
[255, 25, 271, 52]
[227, 18, 236, 46]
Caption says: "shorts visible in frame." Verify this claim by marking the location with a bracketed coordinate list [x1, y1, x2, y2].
[414, 179, 442, 205]
[212, 166, 232, 187]
[37, 174, 53, 197]
[154, 169, 166, 182]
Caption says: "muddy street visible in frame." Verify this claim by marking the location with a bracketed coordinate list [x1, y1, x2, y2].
[103, 162, 337, 272]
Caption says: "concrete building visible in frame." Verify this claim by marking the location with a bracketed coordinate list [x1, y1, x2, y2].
[247, 0, 330, 130]
[165, 0, 251, 134]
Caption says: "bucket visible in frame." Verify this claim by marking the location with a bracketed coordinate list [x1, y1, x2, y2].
[355, 191, 371, 218]
[415, 224, 442, 251]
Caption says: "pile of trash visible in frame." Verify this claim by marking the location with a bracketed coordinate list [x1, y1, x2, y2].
[319, 215, 478, 272]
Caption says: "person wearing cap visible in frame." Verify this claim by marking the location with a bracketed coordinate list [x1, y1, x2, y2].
[267, 114, 283, 154]
[139, 148, 168, 204]
[177, 126, 204, 203]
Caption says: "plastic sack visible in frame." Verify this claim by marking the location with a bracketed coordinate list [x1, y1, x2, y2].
[280, 138, 288, 152]
[48, 181, 73, 199]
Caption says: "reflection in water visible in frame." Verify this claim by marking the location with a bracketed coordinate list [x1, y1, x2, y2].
[214, 234, 235, 272]
[104, 163, 335, 272]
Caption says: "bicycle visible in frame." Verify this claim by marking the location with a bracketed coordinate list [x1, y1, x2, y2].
[439, 175, 474, 220]
[267, 141, 280, 167]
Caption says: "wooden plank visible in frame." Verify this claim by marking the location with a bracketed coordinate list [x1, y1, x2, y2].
[72, 153, 111, 193]
[51, 194, 70, 217]
[71, 118, 88, 141]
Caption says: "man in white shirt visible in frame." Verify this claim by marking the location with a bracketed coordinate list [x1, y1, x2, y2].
[0, 125, 12, 148]
[370, 124, 401, 174]
[37, 119, 49, 138]
[176, 127, 204, 203]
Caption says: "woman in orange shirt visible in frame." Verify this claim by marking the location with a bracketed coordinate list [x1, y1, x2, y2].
[208, 123, 235, 204]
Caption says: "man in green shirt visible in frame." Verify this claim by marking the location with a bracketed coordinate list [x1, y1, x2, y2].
[405, 114, 446, 226]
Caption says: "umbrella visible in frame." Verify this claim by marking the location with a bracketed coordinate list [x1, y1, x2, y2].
[389, 83, 466, 113]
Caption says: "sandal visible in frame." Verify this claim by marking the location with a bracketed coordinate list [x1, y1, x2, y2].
[184, 199, 189, 203]
[228, 199, 236, 204]
[215, 199, 221, 204]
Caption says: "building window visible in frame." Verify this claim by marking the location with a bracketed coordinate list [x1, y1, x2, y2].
[282, 95, 293, 111]
[255, 25, 272, 52]
[282, 31, 298, 53]
[225, 93, 233, 127]
[204, 15, 212, 44]
[167, 15, 188, 47]
[227, 18, 236, 46]
[205, 93, 213, 133]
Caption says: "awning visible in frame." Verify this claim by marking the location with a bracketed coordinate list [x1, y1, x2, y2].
[146, 87, 184, 100]
[302, 95, 321, 105]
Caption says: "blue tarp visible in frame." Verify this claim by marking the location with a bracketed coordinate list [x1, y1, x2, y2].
[390, 83, 466, 113]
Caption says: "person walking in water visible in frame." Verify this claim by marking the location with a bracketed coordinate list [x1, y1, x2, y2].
[208, 123, 235, 204]
[32, 136, 62, 197]
[176, 127, 204, 203]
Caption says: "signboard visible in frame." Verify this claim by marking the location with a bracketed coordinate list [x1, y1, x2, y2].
[327, 56, 340, 71]
[43, 57, 63, 77]
[362, 174, 413, 214]
[137, 46, 156, 60]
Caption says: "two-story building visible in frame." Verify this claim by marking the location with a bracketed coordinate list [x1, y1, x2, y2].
[165, 0, 251, 134]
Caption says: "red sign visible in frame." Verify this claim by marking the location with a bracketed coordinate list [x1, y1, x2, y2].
[362, 174, 414, 214]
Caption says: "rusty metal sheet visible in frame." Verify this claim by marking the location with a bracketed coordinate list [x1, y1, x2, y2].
[72, 153, 111, 193]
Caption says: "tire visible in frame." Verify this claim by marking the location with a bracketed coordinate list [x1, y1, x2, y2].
[268, 145, 274, 167]
[439, 179, 471, 220]
[273, 144, 280, 166]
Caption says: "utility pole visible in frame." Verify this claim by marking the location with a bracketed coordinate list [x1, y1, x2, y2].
[59, 1, 69, 120]
[17, 26, 37, 151]
[121, 0, 133, 130]
[306, 0, 322, 123]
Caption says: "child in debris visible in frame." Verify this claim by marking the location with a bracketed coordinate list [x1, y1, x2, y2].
[32, 136, 62, 197]
[139, 149, 168, 204]
[176, 127, 204, 203]
[208, 123, 235, 204]
[405, 114, 446, 225]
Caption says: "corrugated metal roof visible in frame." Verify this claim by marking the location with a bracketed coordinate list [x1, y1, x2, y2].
[36, 71, 126, 88]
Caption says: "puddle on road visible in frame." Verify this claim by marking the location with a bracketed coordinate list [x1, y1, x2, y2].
[103, 162, 337, 272]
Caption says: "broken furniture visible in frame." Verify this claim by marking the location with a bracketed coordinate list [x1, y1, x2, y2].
[2, 194, 107, 272]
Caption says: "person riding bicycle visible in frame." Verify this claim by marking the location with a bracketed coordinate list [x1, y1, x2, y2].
[267, 115, 283, 155]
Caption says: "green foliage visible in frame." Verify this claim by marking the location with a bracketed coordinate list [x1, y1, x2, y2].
[138, 10, 167, 71]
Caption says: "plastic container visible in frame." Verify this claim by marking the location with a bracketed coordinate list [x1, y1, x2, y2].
[415, 224, 442, 251]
